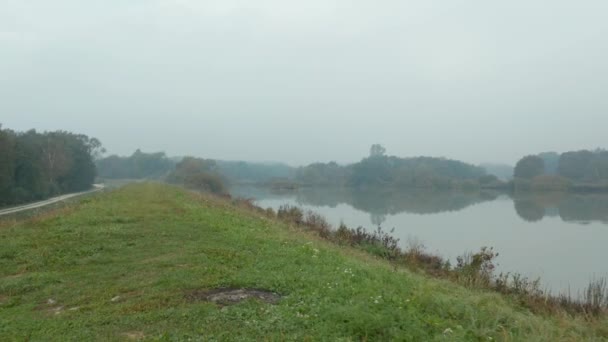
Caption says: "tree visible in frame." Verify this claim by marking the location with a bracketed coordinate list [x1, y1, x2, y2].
[96, 150, 174, 179]
[41, 132, 72, 193]
[558, 150, 595, 182]
[0, 126, 102, 205]
[166, 157, 226, 194]
[369, 144, 386, 158]
[0, 126, 16, 204]
[514, 155, 545, 179]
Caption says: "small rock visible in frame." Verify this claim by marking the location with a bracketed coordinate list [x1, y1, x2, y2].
[111, 296, 121, 302]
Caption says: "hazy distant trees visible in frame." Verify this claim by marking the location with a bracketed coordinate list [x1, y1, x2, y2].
[96, 149, 174, 179]
[349, 156, 393, 187]
[0, 126, 101, 206]
[0, 128, 16, 203]
[369, 144, 386, 158]
[216, 161, 295, 183]
[514, 149, 608, 191]
[295, 145, 488, 189]
[480, 163, 514, 181]
[557, 150, 603, 182]
[538, 152, 560, 175]
[166, 157, 226, 194]
[296, 162, 351, 186]
[514, 155, 545, 179]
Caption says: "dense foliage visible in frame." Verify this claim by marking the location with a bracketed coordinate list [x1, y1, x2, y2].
[0, 126, 101, 206]
[295, 162, 351, 186]
[95, 145, 493, 190]
[216, 161, 295, 183]
[295, 146, 488, 189]
[166, 157, 227, 194]
[350, 155, 487, 188]
[514, 155, 545, 179]
[514, 149, 608, 190]
[96, 149, 174, 179]
[558, 149, 608, 182]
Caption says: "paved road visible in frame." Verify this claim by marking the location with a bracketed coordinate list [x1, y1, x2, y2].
[0, 184, 104, 217]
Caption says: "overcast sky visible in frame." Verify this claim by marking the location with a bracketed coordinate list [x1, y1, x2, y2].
[2, 0, 607, 166]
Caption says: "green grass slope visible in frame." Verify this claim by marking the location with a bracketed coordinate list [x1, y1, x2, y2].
[0, 183, 605, 341]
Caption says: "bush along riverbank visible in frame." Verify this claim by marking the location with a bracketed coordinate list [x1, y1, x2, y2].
[0, 183, 606, 340]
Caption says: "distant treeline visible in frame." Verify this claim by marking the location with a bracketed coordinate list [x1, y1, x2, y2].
[294, 145, 495, 189]
[96, 145, 501, 191]
[95, 145, 608, 193]
[514, 149, 608, 191]
[96, 152, 228, 194]
[0, 126, 102, 206]
[166, 157, 226, 194]
[96, 150, 174, 179]
[96, 152, 294, 184]
[215, 161, 295, 183]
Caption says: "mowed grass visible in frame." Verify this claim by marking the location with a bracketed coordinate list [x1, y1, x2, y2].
[0, 183, 605, 341]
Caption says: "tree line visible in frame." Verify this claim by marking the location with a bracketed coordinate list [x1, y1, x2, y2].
[96, 145, 500, 191]
[95, 149, 175, 179]
[0, 126, 102, 206]
[165, 157, 226, 194]
[295, 144, 493, 189]
[514, 149, 608, 191]
[95, 145, 608, 193]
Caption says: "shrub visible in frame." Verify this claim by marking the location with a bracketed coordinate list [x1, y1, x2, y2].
[277, 205, 304, 225]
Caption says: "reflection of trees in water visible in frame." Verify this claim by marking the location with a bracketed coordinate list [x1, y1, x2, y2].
[558, 196, 608, 224]
[371, 213, 387, 226]
[232, 185, 608, 226]
[513, 199, 545, 222]
[512, 192, 608, 224]
[294, 187, 498, 225]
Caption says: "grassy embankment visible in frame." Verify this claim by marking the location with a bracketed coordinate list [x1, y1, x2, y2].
[1, 183, 606, 341]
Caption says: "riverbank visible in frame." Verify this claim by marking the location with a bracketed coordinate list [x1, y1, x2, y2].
[1, 183, 606, 340]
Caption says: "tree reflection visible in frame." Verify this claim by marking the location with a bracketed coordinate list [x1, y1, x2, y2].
[294, 187, 498, 226]
[512, 192, 608, 224]
[513, 198, 545, 222]
[371, 213, 387, 226]
[231, 185, 608, 226]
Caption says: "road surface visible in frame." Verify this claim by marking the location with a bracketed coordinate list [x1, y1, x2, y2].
[0, 184, 104, 217]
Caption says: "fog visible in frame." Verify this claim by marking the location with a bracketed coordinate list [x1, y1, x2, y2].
[2, 0, 607, 166]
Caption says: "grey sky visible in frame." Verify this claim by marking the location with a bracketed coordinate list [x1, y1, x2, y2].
[2, 0, 607, 166]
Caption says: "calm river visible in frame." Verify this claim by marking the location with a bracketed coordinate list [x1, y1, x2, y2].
[230, 186, 608, 295]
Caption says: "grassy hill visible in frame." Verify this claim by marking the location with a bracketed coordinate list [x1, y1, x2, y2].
[0, 183, 605, 341]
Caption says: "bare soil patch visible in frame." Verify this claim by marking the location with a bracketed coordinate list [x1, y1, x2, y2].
[186, 288, 281, 305]
[122, 331, 145, 340]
